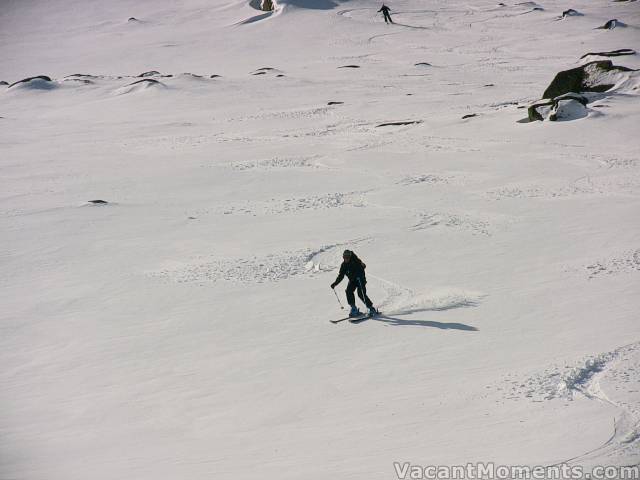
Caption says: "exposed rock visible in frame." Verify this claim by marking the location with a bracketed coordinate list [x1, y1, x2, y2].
[138, 71, 161, 77]
[128, 79, 161, 86]
[251, 67, 283, 76]
[65, 74, 99, 78]
[327, 101, 344, 105]
[596, 19, 622, 30]
[377, 120, 422, 127]
[210, 75, 222, 78]
[338, 65, 360, 69]
[8, 76, 52, 88]
[528, 93, 588, 122]
[0, 81, 8, 86]
[484, 84, 495, 87]
[542, 60, 634, 99]
[528, 99, 554, 121]
[128, 17, 139, 22]
[88, 200, 109, 204]
[462, 114, 477, 119]
[561, 9, 581, 18]
[580, 49, 636, 59]
[64, 78, 93, 85]
[415, 62, 431, 67]
[276, 74, 285, 77]
[549, 94, 588, 121]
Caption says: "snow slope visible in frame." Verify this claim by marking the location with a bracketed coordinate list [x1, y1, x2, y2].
[1, 0, 639, 478]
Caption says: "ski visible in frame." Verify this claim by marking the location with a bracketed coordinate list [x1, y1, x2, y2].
[330, 316, 353, 324]
[349, 315, 371, 323]
[331, 311, 380, 324]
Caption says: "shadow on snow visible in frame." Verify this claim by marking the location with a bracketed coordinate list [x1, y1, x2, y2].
[374, 315, 478, 330]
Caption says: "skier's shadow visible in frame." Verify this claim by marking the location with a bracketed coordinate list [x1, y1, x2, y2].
[392, 22, 430, 30]
[374, 314, 478, 331]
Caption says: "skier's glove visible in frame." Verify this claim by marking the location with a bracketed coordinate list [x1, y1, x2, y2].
[330, 282, 337, 289]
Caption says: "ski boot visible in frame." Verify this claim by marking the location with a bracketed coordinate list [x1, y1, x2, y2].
[348, 305, 362, 318]
[368, 306, 379, 316]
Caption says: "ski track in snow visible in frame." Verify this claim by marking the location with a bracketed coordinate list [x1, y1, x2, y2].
[229, 155, 326, 171]
[371, 275, 485, 315]
[496, 343, 640, 465]
[151, 240, 372, 285]
[410, 211, 493, 236]
[201, 190, 367, 216]
[152, 248, 330, 285]
[396, 173, 458, 186]
[485, 174, 640, 201]
[583, 249, 640, 279]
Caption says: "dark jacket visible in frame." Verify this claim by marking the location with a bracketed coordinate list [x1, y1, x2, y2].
[378, 5, 391, 14]
[332, 253, 367, 287]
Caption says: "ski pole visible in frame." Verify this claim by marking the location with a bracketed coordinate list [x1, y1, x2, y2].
[357, 277, 366, 308]
[332, 287, 344, 309]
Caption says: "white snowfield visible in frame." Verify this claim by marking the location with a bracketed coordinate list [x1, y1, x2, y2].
[1, 0, 639, 478]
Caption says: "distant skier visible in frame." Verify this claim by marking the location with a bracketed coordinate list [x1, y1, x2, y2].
[378, 4, 393, 24]
[331, 249, 378, 317]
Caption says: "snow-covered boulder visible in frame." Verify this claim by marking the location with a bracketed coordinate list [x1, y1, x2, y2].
[528, 93, 588, 122]
[8, 75, 54, 90]
[561, 9, 582, 18]
[548, 94, 588, 121]
[596, 19, 624, 29]
[542, 60, 636, 99]
[115, 78, 166, 95]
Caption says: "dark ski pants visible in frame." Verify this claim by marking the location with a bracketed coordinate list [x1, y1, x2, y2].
[346, 278, 373, 308]
[383, 12, 393, 23]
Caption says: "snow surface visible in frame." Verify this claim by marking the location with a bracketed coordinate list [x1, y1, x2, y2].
[1, 0, 639, 478]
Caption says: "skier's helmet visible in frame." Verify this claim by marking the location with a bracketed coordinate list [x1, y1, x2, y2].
[343, 249, 352, 259]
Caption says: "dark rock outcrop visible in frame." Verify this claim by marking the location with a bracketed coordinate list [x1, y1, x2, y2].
[128, 17, 139, 22]
[338, 65, 360, 69]
[462, 114, 477, 119]
[580, 49, 636, 59]
[127, 79, 161, 86]
[64, 78, 93, 85]
[415, 62, 431, 67]
[65, 74, 99, 78]
[561, 9, 581, 18]
[0, 81, 8, 86]
[8, 76, 52, 88]
[327, 101, 344, 105]
[542, 60, 634, 99]
[138, 71, 161, 77]
[88, 200, 109, 204]
[210, 74, 222, 78]
[377, 120, 422, 127]
[596, 19, 622, 29]
[528, 93, 588, 121]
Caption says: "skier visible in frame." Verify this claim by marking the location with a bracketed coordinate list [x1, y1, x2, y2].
[331, 249, 378, 317]
[378, 4, 393, 24]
